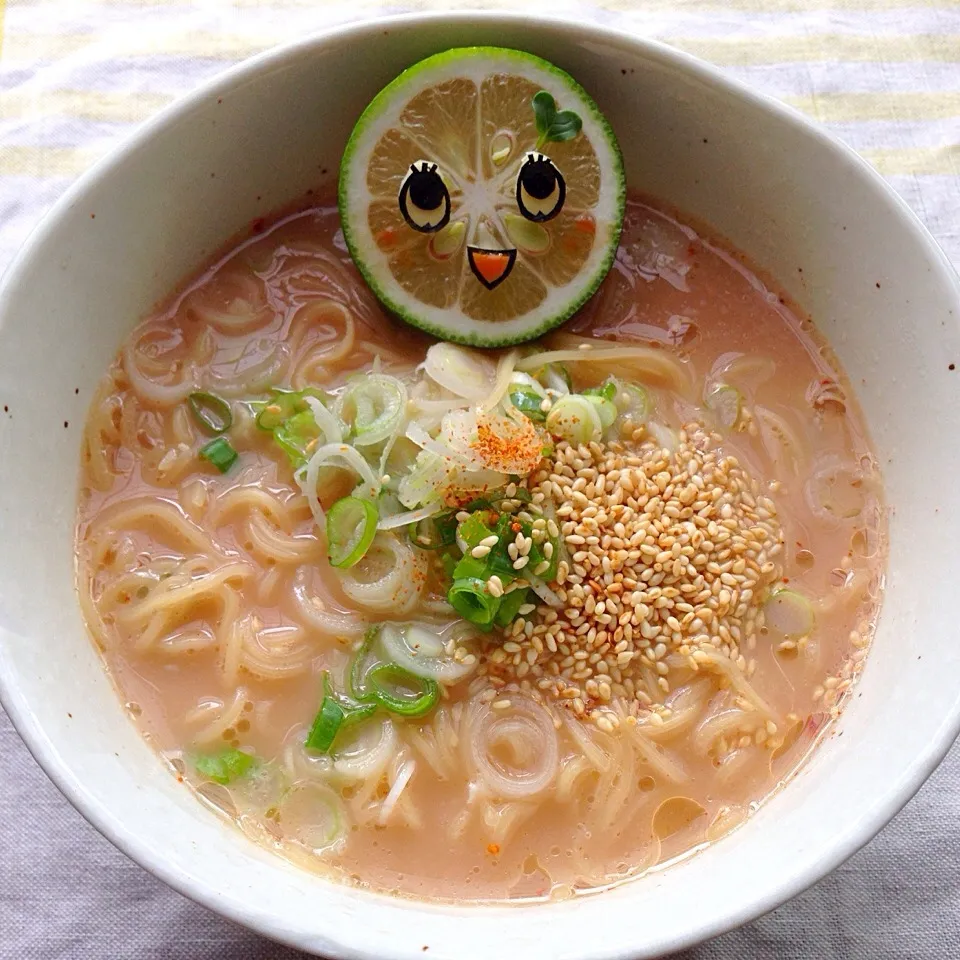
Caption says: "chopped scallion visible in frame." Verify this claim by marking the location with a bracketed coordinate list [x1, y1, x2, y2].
[546, 394, 602, 444]
[326, 495, 378, 568]
[199, 436, 238, 473]
[484, 514, 524, 581]
[306, 695, 345, 753]
[336, 375, 406, 447]
[349, 628, 379, 702]
[495, 586, 530, 627]
[273, 409, 321, 467]
[584, 393, 617, 429]
[583, 379, 617, 403]
[187, 391, 232, 435]
[194, 747, 256, 784]
[305, 672, 376, 754]
[448, 577, 500, 629]
[508, 386, 547, 422]
[255, 387, 327, 431]
[616, 380, 651, 420]
[457, 512, 497, 549]
[539, 362, 572, 393]
[451, 553, 495, 582]
[365, 662, 440, 717]
[408, 511, 457, 550]
[440, 551, 459, 580]
[500, 486, 533, 504]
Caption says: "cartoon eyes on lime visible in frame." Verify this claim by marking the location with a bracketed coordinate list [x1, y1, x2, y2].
[398, 161, 451, 232]
[339, 46, 625, 345]
[396, 150, 566, 291]
[516, 154, 566, 222]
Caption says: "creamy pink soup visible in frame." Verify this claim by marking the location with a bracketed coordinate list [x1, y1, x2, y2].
[76, 193, 885, 901]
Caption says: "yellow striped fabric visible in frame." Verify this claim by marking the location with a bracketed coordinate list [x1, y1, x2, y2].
[0, 0, 958, 269]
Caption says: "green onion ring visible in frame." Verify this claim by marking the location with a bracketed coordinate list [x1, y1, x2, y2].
[188, 391, 232, 435]
[305, 672, 377, 754]
[199, 436, 238, 473]
[365, 663, 439, 717]
[326, 495, 379, 568]
[448, 577, 500, 629]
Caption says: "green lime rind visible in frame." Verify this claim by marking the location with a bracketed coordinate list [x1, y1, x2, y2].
[338, 46, 625, 348]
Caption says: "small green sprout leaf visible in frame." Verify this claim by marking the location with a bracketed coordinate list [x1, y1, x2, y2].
[532, 90, 583, 150]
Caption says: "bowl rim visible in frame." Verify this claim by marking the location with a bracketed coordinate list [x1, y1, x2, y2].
[2, 9, 960, 958]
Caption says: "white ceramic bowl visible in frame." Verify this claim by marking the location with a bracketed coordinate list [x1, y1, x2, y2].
[2, 12, 959, 959]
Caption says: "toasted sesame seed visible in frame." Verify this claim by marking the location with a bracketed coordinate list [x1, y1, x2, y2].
[476, 424, 793, 731]
[471, 544, 491, 559]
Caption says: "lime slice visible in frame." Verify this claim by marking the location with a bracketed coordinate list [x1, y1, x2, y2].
[339, 47, 625, 347]
[705, 384, 743, 429]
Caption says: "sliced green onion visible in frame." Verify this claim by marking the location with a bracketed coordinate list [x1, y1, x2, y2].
[422, 342, 497, 402]
[764, 589, 815, 638]
[509, 386, 547, 422]
[705, 384, 742, 429]
[582, 380, 619, 428]
[492, 486, 532, 505]
[278, 781, 343, 850]
[305, 672, 376, 754]
[306, 695, 345, 753]
[526, 529, 559, 583]
[273, 409, 321, 467]
[349, 628, 379, 701]
[194, 747, 256, 784]
[448, 577, 500, 629]
[396, 449, 449, 510]
[495, 586, 530, 627]
[584, 394, 617, 429]
[379, 623, 478, 684]
[256, 387, 327, 431]
[336, 375, 407, 447]
[457, 511, 497, 549]
[365, 663, 439, 717]
[199, 436, 238, 473]
[538, 362, 572, 394]
[451, 554, 492, 582]
[326, 495, 378, 568]
[484, 513, 525, 581]
[542, 534, 561, 581]
[187, 391, 232, 435]
[440, 552, 458, 581]
[616, 380, 651, 420]
[583, 380, 617, 403]
[408, 511, 457, 550]
[546, 394, 602, 444]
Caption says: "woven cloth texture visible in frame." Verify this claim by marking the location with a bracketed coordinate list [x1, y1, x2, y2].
[1, 2, 959, 957]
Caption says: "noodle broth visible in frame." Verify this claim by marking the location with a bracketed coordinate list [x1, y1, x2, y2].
[76, 194, 885, 901]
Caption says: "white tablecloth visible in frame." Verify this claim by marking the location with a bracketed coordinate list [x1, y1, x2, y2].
[2, 2, 959, 957]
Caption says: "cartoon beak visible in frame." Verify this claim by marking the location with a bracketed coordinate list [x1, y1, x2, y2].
[467, 246, 517, 290]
